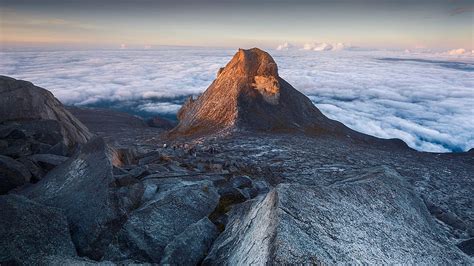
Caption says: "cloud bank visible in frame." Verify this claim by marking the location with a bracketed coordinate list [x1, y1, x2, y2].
[276, 42, 294, 51]
[445, 48, 473, 56]
[1, 48, 472, 152]
[277, 42, 355, 51]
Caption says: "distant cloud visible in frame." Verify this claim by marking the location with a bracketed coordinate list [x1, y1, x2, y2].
[303, 42, 333, 51]
[0, 48, 472, 152]
[138, 102, 182, 114]
[276, 42, 294, 51]
[450, 6, 474, 15]
[444, 48, 472, 56]
[276, 42, 355, 52]
[403, 47, 473, 58]
[332, 43, 352, 51]
[301, 42, 353, 52]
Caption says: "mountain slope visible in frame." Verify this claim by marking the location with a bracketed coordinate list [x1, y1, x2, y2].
[170, 48, 351, 137]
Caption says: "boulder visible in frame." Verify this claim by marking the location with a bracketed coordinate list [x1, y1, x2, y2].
[0, 155, 31, 194]
[0, 75, 92, 147]
[28, 153, 69, 171]
[230, 175, 253, 189]
[18, 137, 141, 259]
[0, 139, 32, 158]
[160, 217, 219, 265]
[0, 194, 76, 264]
[16, 157, 45, 182]
[47, 141, 69, 156]
[204, 167, 470, 264]
[104, 180, 219, 263]
[457, 238, 474, 256]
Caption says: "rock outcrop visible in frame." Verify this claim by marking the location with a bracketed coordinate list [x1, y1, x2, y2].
[170, 48, 349, 137]
[0, 76, 92, 147]
[0, 155, 31, 194]
[18, 137, 141, 259]
[104, 179, 220, 263]
[0, 76, 94, 193]
[0, 194, 77, 264]
[204, 166, 470, 264]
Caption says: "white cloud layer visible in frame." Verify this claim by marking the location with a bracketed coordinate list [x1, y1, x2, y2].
[278, 42, 354, 51]
[445, 48, 473, 56]
[138, 102, 182, 114]
[276, 42, 294, 51]
[1, 48, 473, 152]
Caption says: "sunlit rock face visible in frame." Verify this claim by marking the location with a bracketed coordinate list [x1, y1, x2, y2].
[170, 48, 349, 137]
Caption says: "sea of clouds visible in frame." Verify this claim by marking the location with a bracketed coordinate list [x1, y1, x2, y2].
[1, 47, 472, 152]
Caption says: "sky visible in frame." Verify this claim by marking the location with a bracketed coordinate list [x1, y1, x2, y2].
[1, 0, 473, 50]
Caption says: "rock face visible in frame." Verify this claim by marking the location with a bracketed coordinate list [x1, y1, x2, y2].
[0, 76, 92, 147]
[0, 155, 31, 194]
[204, 166, 470, 264]
[18, 137, 141, 259]
[104, 179, 219, 263]
[170, 48, 349, 136]
[146, 116, 176, 129]
[160, 217, 219, 265]
[0, 194, 77, 264]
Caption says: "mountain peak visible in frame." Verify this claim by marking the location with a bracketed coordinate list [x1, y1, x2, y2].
[169, 48, 347, 137]
[220, 48, 279, 78]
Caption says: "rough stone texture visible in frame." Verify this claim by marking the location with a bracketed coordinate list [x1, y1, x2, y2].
[47, 141, 70, 156]
[0, 194, 76, 264]
[457, 238, 474, 256]
[205, 166, 470, 264]
[170, 48, 354, 138]
[104, 180, 219, 263]
[28, 153, 69, 170]
[21, 255, 116, 265]
[0, 155, 31, 194]
[18, 137, 141, 259]
[203, 192, 278, 265]
[17, 156, 46, 182]
[161, 217, 219, 265]
[0, 75, 93, 146]
[146, 116, 176, 129]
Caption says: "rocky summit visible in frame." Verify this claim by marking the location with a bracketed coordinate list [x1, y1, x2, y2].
[0, 49, 473, 265]
[171, 48, 352, 137]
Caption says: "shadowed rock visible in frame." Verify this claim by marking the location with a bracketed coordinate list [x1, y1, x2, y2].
[146, 116, 176, 129]
[457, 238, 474, 256]
[18, 137, 142, 260]
[104, 180, 219, 263]
[0, 194, 76, 264]
[0, 76, 92, 147]
[0, 155, 31, 194]
[160, 217, 219, 265]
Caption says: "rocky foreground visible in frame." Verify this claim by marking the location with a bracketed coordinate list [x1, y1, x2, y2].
[0, 49, 473, 265]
